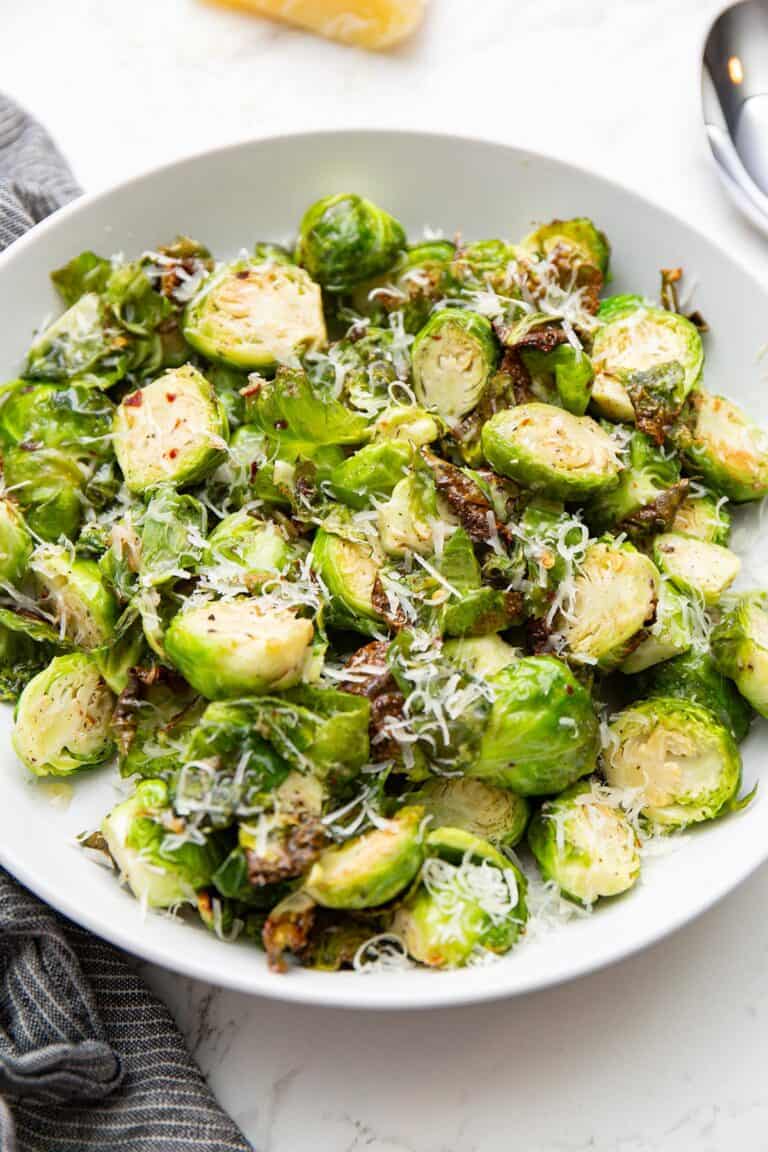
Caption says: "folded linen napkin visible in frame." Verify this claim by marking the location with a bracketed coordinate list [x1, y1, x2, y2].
[0, 93, 252, 1152]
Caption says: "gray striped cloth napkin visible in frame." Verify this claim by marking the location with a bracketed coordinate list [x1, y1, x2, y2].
[0, 94, 253, 1152]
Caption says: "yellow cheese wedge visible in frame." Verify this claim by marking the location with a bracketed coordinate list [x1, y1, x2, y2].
[206, 0, 427, 49]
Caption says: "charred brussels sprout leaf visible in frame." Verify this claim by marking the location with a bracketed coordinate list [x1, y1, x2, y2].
[604, 698, 742, 830]
[183, 259, 326, 370]
[711, 591, 768, 718]
[13, 654, 115, 776]
[412, 309, 498, 425]
[296, 193, 406, 292]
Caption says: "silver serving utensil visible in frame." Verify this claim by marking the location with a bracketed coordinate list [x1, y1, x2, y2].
[703, 0, 768, 232]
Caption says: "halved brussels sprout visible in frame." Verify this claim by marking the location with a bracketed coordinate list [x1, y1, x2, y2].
[415, 778, 529, 848]
[25, 293, 127, 388]
[311, 526, 383, 634]
[0, 499, 32, 585]
[183, 259, 326, 370]
[641, 649, 753, 742]
[711, 591, 768, 717]
[247, 365, 368, 450]
[200, 510, 291, 588]
[412, 309, 498, 425]
[328, 441, 411, 509]
[13, 654, 115, 776]
[471, 656, 600, 795]
[522, 345, 594, 416]
[0, 381, 115, 457]
[443, 634, 519, 678]
[296, 193, 406, 292]
[591, 302, 703, 423]
[165, 598, 315, 699]
[139, 488, 208, 587]
[619, 580, 692, 674]
[481, 403, 621, 499]
[522, 218, 610, 274]
[604, 698, 741, 829]
[559, 540, 659, 670]
[3, 445, 86, 543]
[305, 805, 424, 909]
[377, 472, 441, 557]
[373, 404, 441, 446]
[528, 781, 640, 905]
[101, 778, 220, 908]
[653, 533, 740, 605]
[30, 544, 118, 649]
[670, 490, 730, 545]
[586, 429, 686, 539]
[680, 391, 768, 503]
[113, 364, 228, 494]
[392, 828, 527, 968]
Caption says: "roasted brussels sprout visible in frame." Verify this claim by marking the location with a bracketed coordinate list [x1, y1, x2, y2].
[392, 828, 527, 968]
[311, 523, 383, 634]
[165, 598, 315, 699]
[200, 510, 291, 588]
[528, 781, 640, 904]
[13, 654, 115, 776]
[373, 404, 441, 446]
[415, 777, 529, 848]
[139, 488, 207, 587]
[679, 391, 768, 502]
[522, 344, 594, 416]
[711, 591, 768, 717]
[0, 499, 32, 585]
[482, 403, 621, 499]
[3, 445, 86, 543]
[101, 778, 220, 908]
[443, 634, 519, 678]
[670, 489, 730, 545]
[114, 364, 228, 494]
[30, 545, 118, 649]
[619, 580, 693, 674]
[412, 309, 498, 424]
[586, 429, 687, 539]
[247, 366, 368, 449]
[591, 300, 703, 423]
[522, 217, 610, 274]
[183, 258, 326, 370]
[376, 472, 441, 557]
[296, 193, 406, 292]
[640, 649, 753, 742]
[604, 698, 742, 829]
[471, 656, 600, 795]
[328, 441, 412, 509]
[305, 805, 424, 909]
[653, 533, 740, 605]
[25, 293, 128, 388]
[351, 240, 455, 332]
[559, 539, 659, 670]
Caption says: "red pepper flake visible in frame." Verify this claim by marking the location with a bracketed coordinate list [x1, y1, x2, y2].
[124, 391, 143, 407]
[168, 448, 179, 460]
[166, 392, 177, 402]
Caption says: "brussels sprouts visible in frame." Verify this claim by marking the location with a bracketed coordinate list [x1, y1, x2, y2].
[471, 656, 600, 795]
[522, 345, 594, 416]
[296, 193, 406, 292]
[522, 218, 610, 274]
[30, 545, 118, 649]
[443, 633, 519, 678]
[13, 654, 115, 776]
[3, 445, 86, 543]
[0, 382, 115, 457]
[591, 301, 703, 423]
[113, 677, 203, 780]
[183, 259, 326, 370]
[351, 240, 455, 332]
[412, 309, 498, 425]
[247, 366, 369, 450]
[328, 441, 411, 509]
[711, 591, 768, 717]
[50, 250, 111, 305]
[165, 598, 315, 699]
[0, 499, 32, 585]
[305, 805, 424, 909]
[311, 525, 383, 634]
[101, 778, 220, 908]
[200, 510, 291, 588]
[528, 782, 640, 905]
[415, 778, 529, 848]
[482, 403, 621, 499]
[113, 364, 228, 494]
[453, 238, 516, 293]
[392, 828, 527, 968]
[604, 698, 742, 829]
[671, 490, 730, 545]
[679, 391, 768, 502]
[376, 472, 441, 557]
[373, 404, 441, 446]
[25, 293, 128, 388]
[586, 429, 686, 539]
[139, 488, 207, 587]
[559, 539, 659, 670]
[653, 533, 740, 605]
[94, 625, 147, 696]
[640, 649, 753, 742]
[619, 580, 693, 674]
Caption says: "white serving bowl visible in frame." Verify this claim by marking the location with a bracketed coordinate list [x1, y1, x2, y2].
[0, 131, 766, 1009]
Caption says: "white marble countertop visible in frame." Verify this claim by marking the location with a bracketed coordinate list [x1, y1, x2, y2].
[5, 1, 768, 1148]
